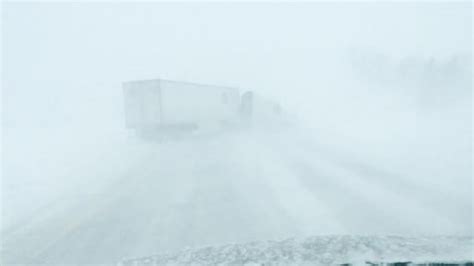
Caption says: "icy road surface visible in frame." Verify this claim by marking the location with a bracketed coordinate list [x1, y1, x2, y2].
[2, 127, 472, 265]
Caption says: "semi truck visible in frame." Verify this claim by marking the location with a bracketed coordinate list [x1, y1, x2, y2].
[123, 78, 282, 139]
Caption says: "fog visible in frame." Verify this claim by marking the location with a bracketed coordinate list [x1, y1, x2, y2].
[1, 2, 472, 265]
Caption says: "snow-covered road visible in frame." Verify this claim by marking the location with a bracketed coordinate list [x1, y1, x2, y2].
[2, 127, 472, 265]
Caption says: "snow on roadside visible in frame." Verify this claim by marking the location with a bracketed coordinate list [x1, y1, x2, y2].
[119, 235, 473, 266]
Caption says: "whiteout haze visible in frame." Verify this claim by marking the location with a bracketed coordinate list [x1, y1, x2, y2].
[1, 2, 472, 265]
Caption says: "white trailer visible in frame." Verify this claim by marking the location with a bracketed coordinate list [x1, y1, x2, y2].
[123, 79, 240, 138]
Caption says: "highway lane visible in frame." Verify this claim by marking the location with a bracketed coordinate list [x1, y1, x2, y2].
[3, 130, 300, 264]
[2, 128, 472, 265]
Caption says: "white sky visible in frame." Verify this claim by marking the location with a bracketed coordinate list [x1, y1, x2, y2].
[2, 2, 472, 128]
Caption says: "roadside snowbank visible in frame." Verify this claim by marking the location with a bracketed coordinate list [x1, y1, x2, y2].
[120, 235, 473, 265]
